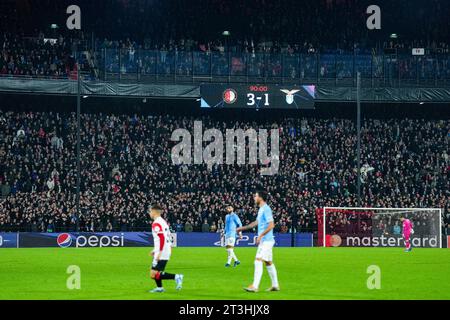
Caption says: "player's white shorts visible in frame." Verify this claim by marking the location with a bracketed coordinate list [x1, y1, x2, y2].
[256, 240, 275, 261]
[152, 248, 171, 262]
[225, 237, 236, 247]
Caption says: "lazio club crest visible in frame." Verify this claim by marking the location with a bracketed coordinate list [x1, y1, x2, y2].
[280, 89, 300, 104]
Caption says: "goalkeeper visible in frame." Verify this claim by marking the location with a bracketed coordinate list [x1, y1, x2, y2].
[400, 216, 414, 252]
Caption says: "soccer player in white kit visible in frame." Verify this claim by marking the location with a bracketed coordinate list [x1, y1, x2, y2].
[237, 190, 280, 292]
[148, 204, 184, 293]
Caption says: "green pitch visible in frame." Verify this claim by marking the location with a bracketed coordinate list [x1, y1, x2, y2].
[0, 247, 449, 300]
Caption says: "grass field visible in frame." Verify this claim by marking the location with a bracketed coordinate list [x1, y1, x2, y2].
[0, 247, 449, 300]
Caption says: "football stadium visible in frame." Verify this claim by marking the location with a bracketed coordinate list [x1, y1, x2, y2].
[0, 0, 449, 306]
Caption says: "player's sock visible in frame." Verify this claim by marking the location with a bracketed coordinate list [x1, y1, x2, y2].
[230, 249, 238, 262]
[154, 271, 163, 288]
[227, 249, 233, 264]
[160, 272, 176, 280]
[252, 260, 263, 289]
[405, 239, 411, 250]
[266, 264, 279, 288]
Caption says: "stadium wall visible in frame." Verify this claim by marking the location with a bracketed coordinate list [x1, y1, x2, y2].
[2, 78, 450, 103]
[0, 232, 313, 249]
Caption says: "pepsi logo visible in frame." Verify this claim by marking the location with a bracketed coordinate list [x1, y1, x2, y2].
[57, 233, 73, 248]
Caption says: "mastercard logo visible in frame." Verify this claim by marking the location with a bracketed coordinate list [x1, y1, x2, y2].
[222, 89, 237, 104]
[331, 234, 342, 247]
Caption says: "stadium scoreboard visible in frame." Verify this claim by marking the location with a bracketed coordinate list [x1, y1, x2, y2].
[200, 84, 315, 109]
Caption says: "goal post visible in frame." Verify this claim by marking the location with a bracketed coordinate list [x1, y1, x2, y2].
[317, 207, 442, 248]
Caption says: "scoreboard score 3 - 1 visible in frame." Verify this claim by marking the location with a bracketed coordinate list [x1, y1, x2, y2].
[200, 84, 315, 109]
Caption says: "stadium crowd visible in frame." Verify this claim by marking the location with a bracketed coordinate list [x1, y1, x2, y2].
[0, 33, 84, 78]
[3, 31, 450, 83]
[2, 0, 450, 80]
[93, 0, 450, 54]
[0, 110, 448, 234]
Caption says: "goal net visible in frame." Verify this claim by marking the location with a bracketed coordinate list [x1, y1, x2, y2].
[316, 207, 442, 248]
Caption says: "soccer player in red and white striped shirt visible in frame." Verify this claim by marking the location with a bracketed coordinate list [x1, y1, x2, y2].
[149, 204, 183, 293]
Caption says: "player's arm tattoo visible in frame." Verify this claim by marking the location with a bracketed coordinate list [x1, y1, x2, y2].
[238, 220, 258, 232]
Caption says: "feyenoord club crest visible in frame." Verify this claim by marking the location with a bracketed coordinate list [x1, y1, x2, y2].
[222, 88, 238, 104]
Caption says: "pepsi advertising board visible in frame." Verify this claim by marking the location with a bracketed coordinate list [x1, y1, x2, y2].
[0, 233, 18, 248]
[19, 232, 154, 248]
[200, 84, 315, 109]
[0, 232, 313, 248]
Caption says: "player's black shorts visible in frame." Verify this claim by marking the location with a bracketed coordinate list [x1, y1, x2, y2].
[152, 260, 168, 272]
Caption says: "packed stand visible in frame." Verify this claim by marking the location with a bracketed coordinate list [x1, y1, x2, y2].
[0, 33, 87, 78]
[2, 0, 450, 80]
[0, 110, 448, 234]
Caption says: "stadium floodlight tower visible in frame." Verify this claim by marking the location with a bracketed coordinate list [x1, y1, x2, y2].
[318, 207, 442, 248]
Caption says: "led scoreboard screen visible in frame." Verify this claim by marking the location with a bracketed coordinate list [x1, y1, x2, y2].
[200, 84, 315, 109]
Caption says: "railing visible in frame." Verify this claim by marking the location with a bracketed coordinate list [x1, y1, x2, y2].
[0, 74, 73, 81]
[2, 49, 450, 87]
[99, 49, 450, 87]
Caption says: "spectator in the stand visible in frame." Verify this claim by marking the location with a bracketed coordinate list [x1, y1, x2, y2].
[1, 182, 10, 198]
[174, 219, 184, 232]
[184, 221, 193, 233]
[202, 219, 210, 233]
[46, 219, 54, 233]
[393, 222, 401, 235]
[280, 222, 289, 234]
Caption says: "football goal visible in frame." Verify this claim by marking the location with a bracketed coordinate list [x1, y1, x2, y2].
[316, 207, 442, 248]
